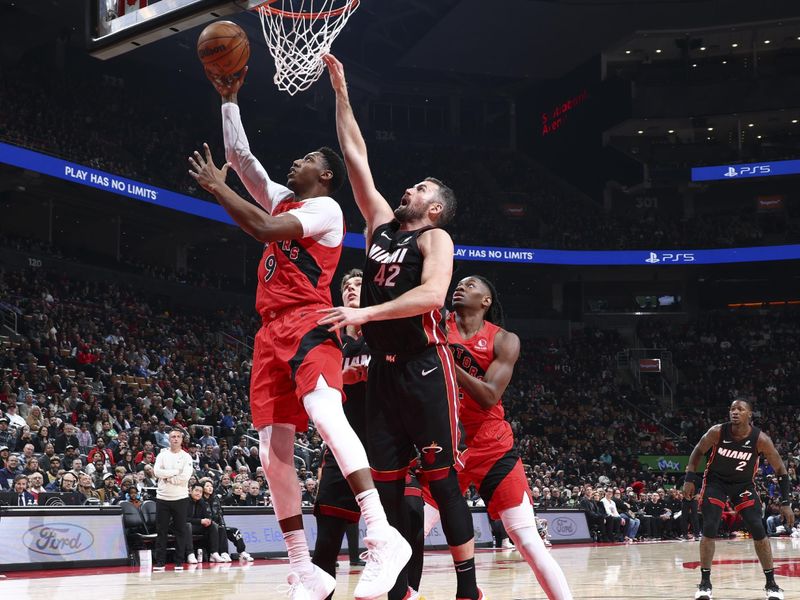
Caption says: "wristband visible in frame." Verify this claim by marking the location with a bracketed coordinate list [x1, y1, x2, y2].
[778, 473, 791, 504]
[685, 472, 701, 485]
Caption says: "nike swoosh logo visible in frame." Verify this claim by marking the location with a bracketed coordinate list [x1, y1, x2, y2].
[380, 232, 392, 240]
[421, 367, 438, 376]
[723, 440, 733, 444]
[398, 238, 411, 246]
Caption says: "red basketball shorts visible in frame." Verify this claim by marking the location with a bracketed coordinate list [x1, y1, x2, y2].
[250, 306, 343, 430]
[423, 421, 531, 520]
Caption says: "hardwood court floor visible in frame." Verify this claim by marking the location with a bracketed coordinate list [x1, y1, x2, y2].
[3, 537, 800, 600]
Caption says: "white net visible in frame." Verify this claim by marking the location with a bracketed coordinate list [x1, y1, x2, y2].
[257, 0, 359, 96]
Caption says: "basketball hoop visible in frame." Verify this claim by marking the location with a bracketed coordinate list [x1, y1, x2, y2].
[256, 0, 360, 96]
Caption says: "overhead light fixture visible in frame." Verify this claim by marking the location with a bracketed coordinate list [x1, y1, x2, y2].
[625, 50, 632, 54]
[731, 43, 739, 48]
[655, 49, 662, 54]
[748, 123, 755, 127]
[722, 60, 728, 64]
[764, 40, 771, 44]
[700, 46, 707, 51]
[757, 135, 763, 139]
[668, 129, 675, 134]
[637, 130, 644, 134]
[793, 119, 799, 124]
[707, 127, 714, 131]
[692, 63, 698, 68]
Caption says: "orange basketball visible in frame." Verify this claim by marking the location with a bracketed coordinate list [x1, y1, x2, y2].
[197, 21, 250, 78]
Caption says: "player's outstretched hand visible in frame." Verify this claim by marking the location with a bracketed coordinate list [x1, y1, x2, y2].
[322, 54, 347, 95]
[318, 305, 368, 332]
[188, 143, 230, 194]
[207, 65, 249, 100]
[342, 364, 368, 385]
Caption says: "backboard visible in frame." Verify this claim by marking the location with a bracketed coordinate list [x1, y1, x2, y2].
[87, 0, 264, 59]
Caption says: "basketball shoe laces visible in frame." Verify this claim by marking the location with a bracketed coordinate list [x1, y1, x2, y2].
[358, 542, 386, 582]
[278, 573, 309, 600]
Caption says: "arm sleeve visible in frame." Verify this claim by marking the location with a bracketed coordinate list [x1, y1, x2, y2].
[285, 197, 344, 246]
[221, 102, 293, 214]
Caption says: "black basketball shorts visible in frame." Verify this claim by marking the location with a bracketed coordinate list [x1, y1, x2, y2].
[314, 447, 361, 522]
[366, 344, 461, 482]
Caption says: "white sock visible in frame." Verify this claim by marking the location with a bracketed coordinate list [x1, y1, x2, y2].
[284, 530, 313, 574]
[355, 488, 390, 533]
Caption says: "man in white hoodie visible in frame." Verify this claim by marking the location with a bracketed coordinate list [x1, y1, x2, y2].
[153, 429, 194, 570]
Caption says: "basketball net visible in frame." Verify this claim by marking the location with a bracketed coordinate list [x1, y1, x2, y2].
[257, 0, 359, 96]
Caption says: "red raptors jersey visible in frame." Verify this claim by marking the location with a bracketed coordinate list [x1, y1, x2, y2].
[446, 313, 509, 442]
[255, 199, 342, 319]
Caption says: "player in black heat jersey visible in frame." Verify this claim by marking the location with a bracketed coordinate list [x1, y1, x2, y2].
[321, 54, 482, 600]
[684, 399, 794, 600]
[312, 269, 370, 586]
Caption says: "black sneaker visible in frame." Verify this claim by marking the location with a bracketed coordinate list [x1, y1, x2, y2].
[694, 583, 712, 600]
[765, 583, 784, 600]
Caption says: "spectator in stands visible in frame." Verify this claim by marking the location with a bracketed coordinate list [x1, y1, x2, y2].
[198, 427, 217, 448]
[76, 472, 101, 504]
[612, 489, 640, 541]
[187, 482, 224, 562]
[244, 480, 264, 506]
[199, 445, 222, 472]
[12, 474, 34, 506]
[33, 426, 52, 453]
[5, 403, 26, 429]
[28, 472, 45, 502]
[136, 451, 156, 473]
[76, 422, 94, 453]
[201, 479, 252, 561]
[122, 484, 144, 508]
[224, 482, 247, 506]
[44, 456, 62, 486]
[54, 424, 79, 453]
[0, 446, 8, 469]
[25, 405, 44, 431]
[23, 456, 44, 480]
[98, 472, 120, 504]
[644, 492, 671, 539]
[301, 478, 317, 505]
[0, 454, 22, 489]
[0, 417, 16, 449]
[59, 471, 79, 495]
[579, 486, 608, 541]
[154, 422, 169, 449]
[600, 488, 625, 542]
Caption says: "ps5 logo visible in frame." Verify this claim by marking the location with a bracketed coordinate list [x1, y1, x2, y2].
[723, 164, 771, 178]
[645, 252, 695, 264]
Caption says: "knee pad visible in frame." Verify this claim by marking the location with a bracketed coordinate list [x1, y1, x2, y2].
[740, 506, 767, 541]
[499, 492, 535, 533]
[428, 469, 473, 547]
[303, 384, 369, 477]
[701, 501, 723, 539]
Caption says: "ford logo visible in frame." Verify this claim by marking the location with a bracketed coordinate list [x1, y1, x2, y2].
[23, 523, 94, 556]
[553, 517, 577, 536]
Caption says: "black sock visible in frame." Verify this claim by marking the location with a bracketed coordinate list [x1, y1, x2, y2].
[454, 558, 478, 599]
[764, 568, 776, 587]
[700, 568, 711, 586]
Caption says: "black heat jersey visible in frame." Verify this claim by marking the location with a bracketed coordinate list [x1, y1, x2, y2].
[341, 332, 370, 446]
[361, 222, 447, 354]
[704, 422, 761, 484]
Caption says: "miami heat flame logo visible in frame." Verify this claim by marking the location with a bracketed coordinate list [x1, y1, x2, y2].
[421, 442, 442, 465]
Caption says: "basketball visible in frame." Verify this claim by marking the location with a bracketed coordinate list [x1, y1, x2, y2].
[197, 21, 250, 78]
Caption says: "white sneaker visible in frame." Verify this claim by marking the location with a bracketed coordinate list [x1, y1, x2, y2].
[210, 552, 224, 562]
[186, 553, 198, 564]
[765, 584, 785, 600]
[239, 551, 254, 562]
[695, 583, 713, 600]
[220, 552, 232, 562]
[174, 565, 184, 571]
[354, 527, 412, 600]
[280, 566, 336, 600]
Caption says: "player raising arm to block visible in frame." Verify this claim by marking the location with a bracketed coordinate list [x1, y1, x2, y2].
[319, 53, 482, 600]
